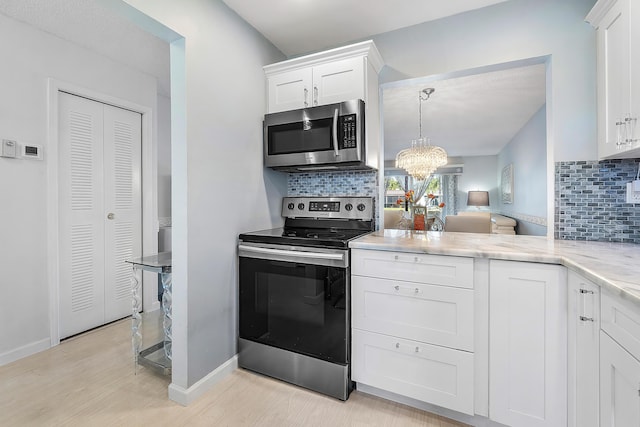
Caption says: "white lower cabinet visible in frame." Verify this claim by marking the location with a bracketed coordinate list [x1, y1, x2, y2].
[600, 331, 640, 426]
[351, 276, 474, 351]
[351, 249, 475, 416]
[489, 260, 567, 427]
[567, 271, 600, 427]
[600, 288, 640, 426]
[352, 329, 474, 415]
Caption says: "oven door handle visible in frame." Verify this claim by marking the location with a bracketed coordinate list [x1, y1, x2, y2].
[238, 244, 344, 261]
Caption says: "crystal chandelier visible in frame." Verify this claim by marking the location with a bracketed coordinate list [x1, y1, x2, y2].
[395, 88, 448, 180]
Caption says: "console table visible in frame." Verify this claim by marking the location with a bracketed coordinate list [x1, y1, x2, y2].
[126, 252, 172, 375]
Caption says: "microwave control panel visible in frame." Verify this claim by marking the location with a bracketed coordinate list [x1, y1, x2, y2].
[339, 114, 357, 149]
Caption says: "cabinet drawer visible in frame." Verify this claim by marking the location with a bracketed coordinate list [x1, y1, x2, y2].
[601, 290, 640, 360]
[352, 276, 474, 351]
[352, 329, 474, 415]
[352, 249, 474, 289]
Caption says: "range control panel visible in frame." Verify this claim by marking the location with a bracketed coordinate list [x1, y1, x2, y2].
[282, 196, 373, 220]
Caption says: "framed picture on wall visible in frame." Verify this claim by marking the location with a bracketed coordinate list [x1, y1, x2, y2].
[501, 164, 513, 204]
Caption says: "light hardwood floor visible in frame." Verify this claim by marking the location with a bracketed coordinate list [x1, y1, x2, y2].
[0, 317, 467, 427]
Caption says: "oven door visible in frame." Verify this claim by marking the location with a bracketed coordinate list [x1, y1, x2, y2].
[238, 243, 350, 364]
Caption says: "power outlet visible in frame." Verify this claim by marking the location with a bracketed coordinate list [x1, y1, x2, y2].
[626, 182, 640, 204]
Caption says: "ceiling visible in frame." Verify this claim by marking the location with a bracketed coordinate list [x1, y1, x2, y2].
[222, 0, 509, 57]
[0, 0, 540, 160]
[383, 64, 547, 160]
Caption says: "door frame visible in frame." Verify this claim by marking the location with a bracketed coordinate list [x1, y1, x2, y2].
[47, 78, 158, 346]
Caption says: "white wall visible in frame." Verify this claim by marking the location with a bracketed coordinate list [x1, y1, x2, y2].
[158, 94, 172, 219]
[498, 105, 548, 235]
[120, 0, 287, 390]
[371, 0, 597, 161]
[456, 156, 498, 214]
[0, 12, 158, 363]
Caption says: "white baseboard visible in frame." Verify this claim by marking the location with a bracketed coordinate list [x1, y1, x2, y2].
[0, 338, 51, 367]
[356, 383, 505, 427]
[168, 354, 238, 406]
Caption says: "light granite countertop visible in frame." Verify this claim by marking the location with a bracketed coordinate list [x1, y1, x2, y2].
[349, 230, 640, 306]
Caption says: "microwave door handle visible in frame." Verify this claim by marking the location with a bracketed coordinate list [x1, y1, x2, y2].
[333, 108, 340, 157]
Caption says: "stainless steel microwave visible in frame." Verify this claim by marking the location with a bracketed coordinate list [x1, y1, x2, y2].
[263, 99, 369, 171]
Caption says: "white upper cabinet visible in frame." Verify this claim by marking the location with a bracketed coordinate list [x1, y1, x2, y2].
[264, 41, 383, 114]
[587, 0, 640, 159]
[266, 68, 312, 113]
[312, 57, 364, 107]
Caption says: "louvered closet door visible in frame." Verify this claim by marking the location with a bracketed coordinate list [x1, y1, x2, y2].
[58, 93, 141, 338]
[103, 104, 141, 323]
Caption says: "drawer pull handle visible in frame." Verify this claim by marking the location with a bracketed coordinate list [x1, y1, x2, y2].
[580, 316, 594, 322]
[393, 285, 422, 295]
[394, 255, 399, 260]
[414, 256, 419, 262]
[415, 346, 420, 353]
[580, 289, 594, 294]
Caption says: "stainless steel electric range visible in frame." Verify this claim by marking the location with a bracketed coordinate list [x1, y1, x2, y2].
[237, 196, 375, 400]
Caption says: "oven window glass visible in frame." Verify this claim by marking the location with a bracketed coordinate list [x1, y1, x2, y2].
[267, 117, 334, 155]
[239, 257, 348, 364]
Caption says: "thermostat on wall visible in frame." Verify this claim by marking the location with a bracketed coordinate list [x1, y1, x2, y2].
[22, 144, 43, 160]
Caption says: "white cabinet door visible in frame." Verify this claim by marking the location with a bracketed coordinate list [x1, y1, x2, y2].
[489, 260, 567, 427]
[567, 271, 600, 427]
[352, 329, 474, 415]
[352, 275, 474, 351]
[267, 68, 312, 113]
[591, 0, 640, 158]
[312, 57, 365, 107]
[267, 58, 365, 113]
[600, 331, 640, 426]
[596, 0, 630, 158]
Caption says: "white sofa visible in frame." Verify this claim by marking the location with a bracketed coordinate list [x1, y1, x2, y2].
[446, 212, 517, 234]
[444, 211, 491, 233]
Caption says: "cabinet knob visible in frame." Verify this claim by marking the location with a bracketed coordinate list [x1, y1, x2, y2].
[414, 256, 419, 262]
[579, 316, 594, 322]
[394, 285, 399, 291]
[395, 343, 400, 349]
[415, 346, 420, 353]
[107, 213, 115, 220]
[394, 255, 399, 260]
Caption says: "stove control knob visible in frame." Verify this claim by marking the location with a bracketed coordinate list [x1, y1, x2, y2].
[357, 203, 366, 212]
[345, 203, 353, 211]
[297, 203, 305, 210]
[287, 203, 295, 210]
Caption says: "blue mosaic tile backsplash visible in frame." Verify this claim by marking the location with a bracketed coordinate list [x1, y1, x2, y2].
[555, 159, 640, 243]
[288, 170, 378, 197]
[288, 169, 379, 227]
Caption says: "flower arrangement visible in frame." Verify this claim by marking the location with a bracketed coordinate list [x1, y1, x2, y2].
[396, 190, 415, 210]
[427, 193, 445, 208]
